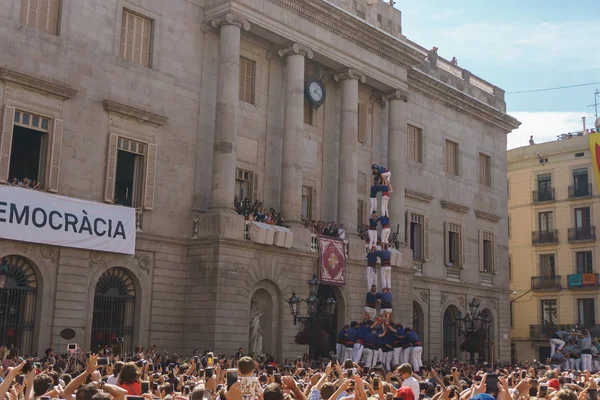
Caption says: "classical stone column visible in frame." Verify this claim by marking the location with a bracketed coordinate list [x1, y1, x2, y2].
[335, 69, 366, 234]
[387, 90, 408, 243]
[202, 13, 250, 212]
[279, 44, 313, 224]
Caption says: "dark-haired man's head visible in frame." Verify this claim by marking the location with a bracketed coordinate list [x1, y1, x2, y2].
[264, 384, 283, 400]
[34, 374, 53, 397]
[75, 384, 97, 400]
[321, 382, 336, 400]
[91, 393, 112, 400]
[238, 357, 255, 376]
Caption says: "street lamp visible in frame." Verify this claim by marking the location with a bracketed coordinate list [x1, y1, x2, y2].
[455, 297, 491, 363]
[286, 274, 336, 325]
[287, 291, 301, 318]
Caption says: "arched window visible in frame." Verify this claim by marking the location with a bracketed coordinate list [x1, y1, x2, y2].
[91, 268, 136, 354]
[443, 305, 459, 359]
[413, 301, 424, 339]
[0, 256, 38, 354]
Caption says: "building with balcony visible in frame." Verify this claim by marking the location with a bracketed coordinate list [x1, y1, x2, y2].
[508, 135, 600, 362]
[0, 0, 518, 360]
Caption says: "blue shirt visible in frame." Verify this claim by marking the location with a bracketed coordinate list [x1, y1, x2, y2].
[366, 291, 377, 306]
[406, 330, 420, 344]
[370, 186, 378, 198]
[395, 327, 406, 346]
[374, 250, 391, 265]
[378, 184, 389, 193]
[379, 216, 390, 226]
[346, 327, 359, 342]
[367, 252, 378, 266]
[337, 329, 347, 343]
[365, 331, 378, 347]
[382, 330, 395, 348]
[376, 166, 388, 174]
[380, 292, 392, 307]
[376, 329, 385, 348]
[369, 217, 379, 229]
[358, 325, 370, 341]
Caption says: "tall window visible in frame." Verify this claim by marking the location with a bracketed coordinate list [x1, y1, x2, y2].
[576, 251, 593, 274]
[541, 299, 557, 326]
[537, 173, 552, 201]
[20, 0, 60, 35]
[483, 232, 493, 272]
[9, 110, 52, 187]
[540, 254, 556, 277]
[357, 200, 365, 229]
[445, 140, 459, 175]
[445, 222, 462, 267]
[120, 9, 153, 67]
[407, 125, 423, 163]
[303, 98, 314, 126]
[235, 169, 252, 201]
[578, 299, 596, 326]
[479, 153, 491, 186]
[114, 138, 146, 207]
[575, 207, 591, 232]
[443, 306, 458, 359]
[239, 57, 255, 104]
[357, 104, 366, 143]
[538, 211, 553, 232]
[573, 168, 590, 197]
[410, 214, 425, 261]
[301, 185, 313, 221]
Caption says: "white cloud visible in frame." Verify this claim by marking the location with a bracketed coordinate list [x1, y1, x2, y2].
[507, 111, 597, 149]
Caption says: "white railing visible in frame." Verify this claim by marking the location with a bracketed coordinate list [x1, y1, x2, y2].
[480, 272, 494, 286]
[446, 267, 461, 282]
[436, 59, 463, 79]
[469, 76, 494, 94]
[343, 240, 349, 258]
[413, 261, 423, 276]
[136, 209, 143, 232]
[310, 234, 318, 252]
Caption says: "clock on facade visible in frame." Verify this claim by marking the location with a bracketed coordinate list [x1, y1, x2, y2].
[304, 78, 326, 108]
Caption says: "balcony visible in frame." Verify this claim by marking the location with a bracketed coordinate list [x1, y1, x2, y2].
[413, 261, 423, 276]
[569, 183, 592, 199]
[567, 273, 600, 289]
[480, 272, 493, 287]
[531, 275, 561, 290]
[530, 324, 600, 339]
[532, 230, 558, 245]
[446, 266, 461, 282]
[533, 188, 555, 204]
[568, 226, 596, 243]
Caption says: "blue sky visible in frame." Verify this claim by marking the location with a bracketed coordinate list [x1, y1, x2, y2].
[398, 0, 599, 148]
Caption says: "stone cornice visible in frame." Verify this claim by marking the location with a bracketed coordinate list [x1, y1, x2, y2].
[408, 68, 520, 132]
[405, 189, 434, 204]
[277, 43, 314, 59]
[440, 200, 470, 214]
[273, 0, 425, 69]
[334, 68, 366, 83]
[102, 100, 168, 126]
[475, 210, 502, 223]
[0, 67, 77, 100]
[385, 89, 409, 102]
[201, 12, 250, 33]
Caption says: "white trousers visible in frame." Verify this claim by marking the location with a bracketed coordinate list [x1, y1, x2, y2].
[344, 347, 353, 363]
[381, 228, 391, 244]
[381, 196, 390, 217]
[582, 354, 593, 372]
[383, 351, 393, 371]
[402, 347, 412, 365]
[368, 230, 378, 248]
[367, 267, 377, 291]
[411, 346, 423, 372]
[381, 267, 392, 290]
[381, 171, 391, 183]
[365, 306, 376, 320]
[353, 343, 364, 364]
[373, 349, 382, 367]
[370, 197, 377, 214]
[336, 343, 345, 362]
[594, 358, 600, 372]
[569, 358, 580, 371]
[550, 338, 565, 355]
[392, 347, 403, 367]
[362, 348, 374, 367]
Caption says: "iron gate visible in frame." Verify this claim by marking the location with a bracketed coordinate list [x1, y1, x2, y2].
[0, 256, 38, 355]
[443, 306, 458, 359]
[91, 268, 135, 355]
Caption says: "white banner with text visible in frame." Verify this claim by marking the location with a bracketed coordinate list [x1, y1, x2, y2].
[0, 186, 136, 255]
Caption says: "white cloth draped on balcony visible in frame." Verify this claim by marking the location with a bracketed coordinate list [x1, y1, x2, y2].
[248, 221, 293, 248]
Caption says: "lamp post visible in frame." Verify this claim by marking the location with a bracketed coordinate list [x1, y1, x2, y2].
[455, 297, 491, 363]
[286, 274, 336, 326]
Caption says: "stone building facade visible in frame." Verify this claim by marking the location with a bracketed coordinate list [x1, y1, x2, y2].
[0, 0, 519, 360]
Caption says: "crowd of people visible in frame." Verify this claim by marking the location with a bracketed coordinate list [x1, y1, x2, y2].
[234, 197, 287, 227]
[3, 341, 600, 400]
[9, 177, 41, 190]
[302, 219, 347, 239]
[548, 329, 600, 372]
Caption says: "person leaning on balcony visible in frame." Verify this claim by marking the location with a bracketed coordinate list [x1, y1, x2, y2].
[579, 330, 593, 372]
[550, 330, 570, 356]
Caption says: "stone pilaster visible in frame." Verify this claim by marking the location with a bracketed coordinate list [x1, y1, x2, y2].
[279, 44, 313, 225]
[386, 90, 408, 242]
[202, 13, 250, 212]
[334, 69, 366, 234]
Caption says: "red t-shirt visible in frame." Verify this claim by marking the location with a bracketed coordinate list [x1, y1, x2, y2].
[119, 381, 142, 396]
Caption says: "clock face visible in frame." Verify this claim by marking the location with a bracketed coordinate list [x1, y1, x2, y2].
[309, 81, 323, 102]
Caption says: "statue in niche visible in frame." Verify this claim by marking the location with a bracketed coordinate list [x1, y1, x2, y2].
[249, 301, 263, 356]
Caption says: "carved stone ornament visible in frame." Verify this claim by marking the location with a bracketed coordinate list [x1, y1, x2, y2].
[136, 253, 152, 272]
[370, 92, 386, 109]
[0, 67, 78, 100]
[440, 293, 448, 305]
[334, 68, 366, 83]
[441, 200, 470, 214]
[491, 299, 498, 311]
[201, 13, 250, 33]
[40, 245, 57, 260]
[420, 291, 428, 304]
[385, 89, 409, 102]
[277, 43, 314, 59]
[90, 251, 104, 267]
[459, 296, 466, 307]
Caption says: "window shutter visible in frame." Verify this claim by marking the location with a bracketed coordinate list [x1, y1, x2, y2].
[47, 118, 63, 192]
[423, 215, 430, 261]
[358, 104, 366, 143]
[104, 134, 119, 203]
[494, 233, 498, 274]
[0, 106, 15, 183]
[143, 143, 158, 210]
[405, 211, 412, 248]
[312, 188, 318, 221]
[252, 172, 259, 202]
[444, 221, 450, 266]
[478, 229, 484, 272]
[407, 126, 414, 161]
[459, 225, 465, 268]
